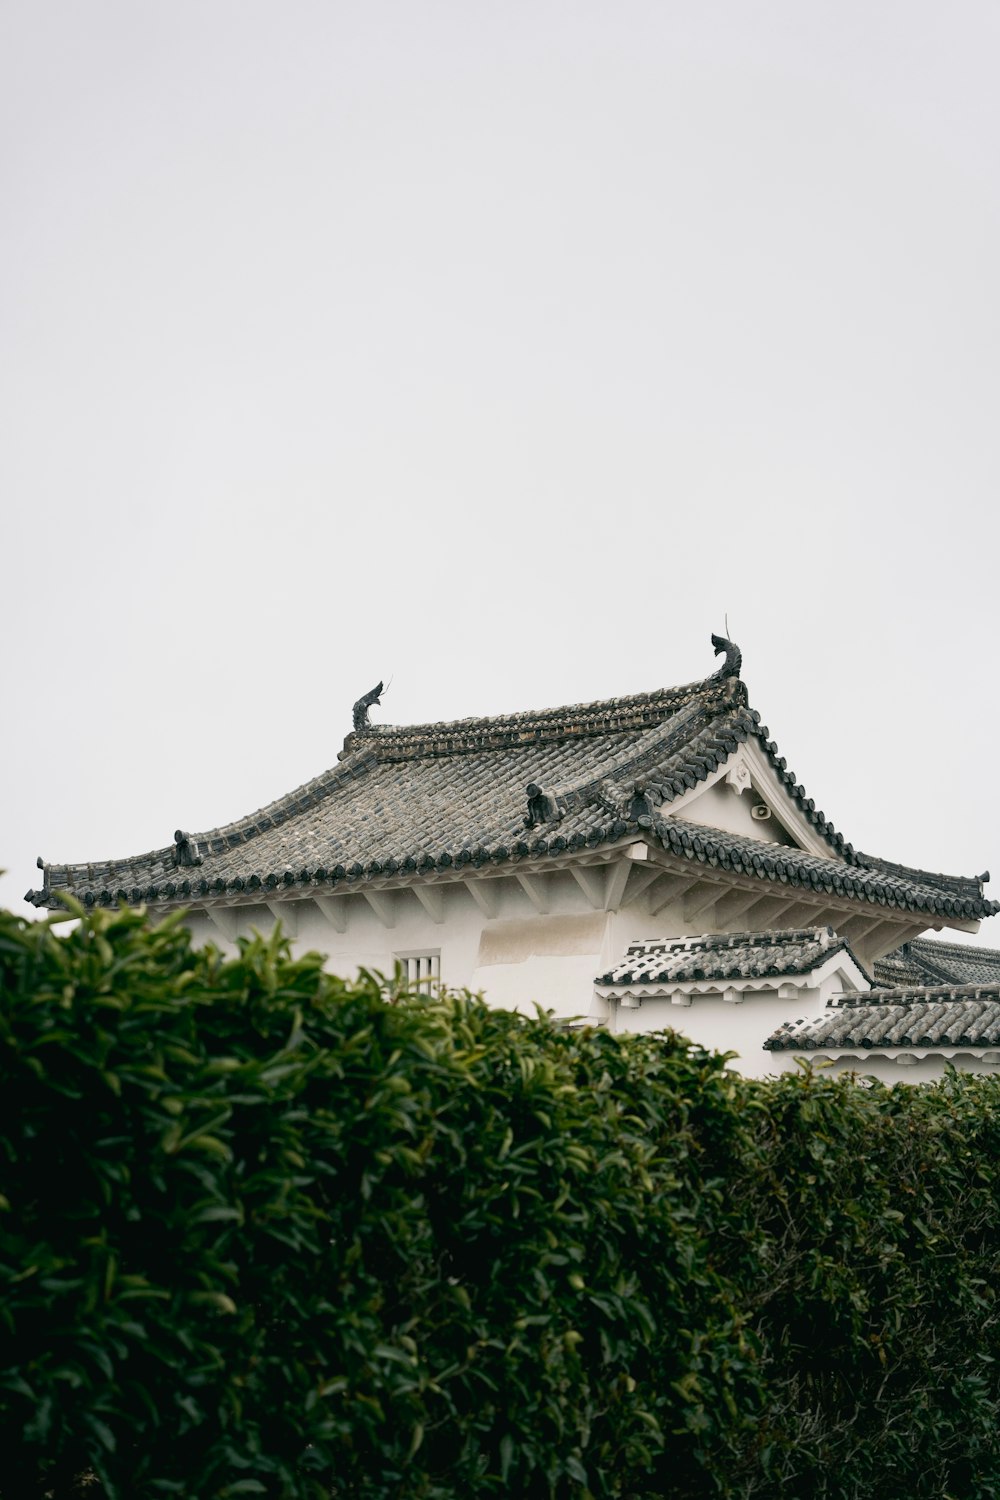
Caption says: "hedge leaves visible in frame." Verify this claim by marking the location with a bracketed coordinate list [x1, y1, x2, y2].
[3, 903, 1000, 1497]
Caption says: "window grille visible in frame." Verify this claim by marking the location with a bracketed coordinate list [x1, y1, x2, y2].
[397, 952, 440, 992]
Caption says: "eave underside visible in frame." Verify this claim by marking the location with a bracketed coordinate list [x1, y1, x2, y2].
[35, 840, 968, 974]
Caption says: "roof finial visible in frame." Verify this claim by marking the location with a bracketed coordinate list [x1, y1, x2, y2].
[710, 632, 742, 678]
[173, 831, 203, 868]
[524, 782, 563, 829]
[352, 680, 385, 732]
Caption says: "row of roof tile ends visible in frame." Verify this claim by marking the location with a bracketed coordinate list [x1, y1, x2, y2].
[24, 643, 998, 926]
[597, 931, 1000, 1053]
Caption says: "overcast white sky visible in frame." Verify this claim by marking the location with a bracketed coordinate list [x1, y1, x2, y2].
[3, 1, 999, 941]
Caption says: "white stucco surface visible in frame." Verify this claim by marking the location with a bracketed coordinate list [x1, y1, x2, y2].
[178, 826, 992, 1085]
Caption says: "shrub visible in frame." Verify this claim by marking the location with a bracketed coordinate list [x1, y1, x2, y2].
[5, 902, 1000, 1498]
[0, 905, 755, 1498]
[725, 1065, 1000, 1498]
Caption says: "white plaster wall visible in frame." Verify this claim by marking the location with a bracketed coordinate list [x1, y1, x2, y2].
[181, 880, 844, 1076]
[186, 871, 615, 1001]
[469, 909, 612, 1019]
[613, 991, 816, 1078]
[178, 874, 974, 1084]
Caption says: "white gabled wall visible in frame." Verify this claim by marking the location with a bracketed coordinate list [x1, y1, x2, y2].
[679, 780, 797, 846]
[663, 739, 836, 860]
[615, 992, 808, 1077]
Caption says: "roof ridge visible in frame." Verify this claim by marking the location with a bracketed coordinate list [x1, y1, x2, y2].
[907, 936, 1000, 962]
[533, 700, 748, 818]
[35, 740, 385, 889]
[765, 994, 1000, 1051]
[598, 925, 859, 988]
[625, 926, 834, 950]
[852, 982, 1000, 1004]
[339, 661, 746, 761]
[654, 816, 995, 918]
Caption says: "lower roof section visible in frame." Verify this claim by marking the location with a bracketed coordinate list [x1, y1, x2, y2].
[765, 987, 1000, 1052]
[873, 937, 1000, 988]
[596, 927, 864, 988]
[595, 929, 1000, 1064]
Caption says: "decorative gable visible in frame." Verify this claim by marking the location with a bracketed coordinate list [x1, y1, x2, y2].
[662, 741, 839, 859]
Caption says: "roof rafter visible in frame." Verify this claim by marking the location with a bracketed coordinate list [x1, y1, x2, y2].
[465, 879, 500, 918]
[412, 885, 446, 925]
[363, 890, 396, 928]
[314, 894, 348, 932]
[516, 872, 550, 915]
[266, 901, 298, 936]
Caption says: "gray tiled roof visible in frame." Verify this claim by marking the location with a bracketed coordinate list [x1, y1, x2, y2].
[765, 986, 1000, 1051]
[875, 938, 1000, 988]
[596, 928, 862, 987]
[27, 639, 998, 924]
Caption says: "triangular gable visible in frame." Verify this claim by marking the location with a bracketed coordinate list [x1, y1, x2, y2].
[662, 740, 840, 860]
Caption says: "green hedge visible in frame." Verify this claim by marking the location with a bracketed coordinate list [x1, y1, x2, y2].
[728, 1060, 1000, 1497]
[3, 904, 1000, 1498]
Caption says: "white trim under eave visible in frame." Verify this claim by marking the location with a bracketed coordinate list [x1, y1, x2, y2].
[787, 1047, 1000, 1068]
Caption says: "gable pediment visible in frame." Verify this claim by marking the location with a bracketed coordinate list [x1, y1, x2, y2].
[663, 741, 843, 861]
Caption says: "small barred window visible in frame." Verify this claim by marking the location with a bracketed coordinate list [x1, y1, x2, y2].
[397, 952, 440, 992]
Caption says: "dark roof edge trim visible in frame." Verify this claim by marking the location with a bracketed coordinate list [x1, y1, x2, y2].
[27, 817, 1000, 923]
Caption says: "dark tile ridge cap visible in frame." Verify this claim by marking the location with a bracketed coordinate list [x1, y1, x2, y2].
[514, 697, 856, 865]
[745, 714, 853, 862]
[650, 816, 998, 921]
[905, 936, 1000, 965]
[834, 982, 1000, 1006]
[881, 947, 963, 986]
[853, 853, 987, 901]
[536, 700, 747, 820]
[339, 669, 746, 761]
[32, 739, 384, 899]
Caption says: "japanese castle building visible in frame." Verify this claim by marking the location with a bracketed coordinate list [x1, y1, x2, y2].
[28, 636, 1000, 1081]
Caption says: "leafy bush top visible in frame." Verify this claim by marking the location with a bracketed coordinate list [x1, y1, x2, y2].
[4, 903, 1000, 1499]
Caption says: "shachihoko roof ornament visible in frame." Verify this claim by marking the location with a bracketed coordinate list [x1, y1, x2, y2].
[710, 633, 742, 679]
[352, 680, 384, 732]
[172, 831, 202, 869]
